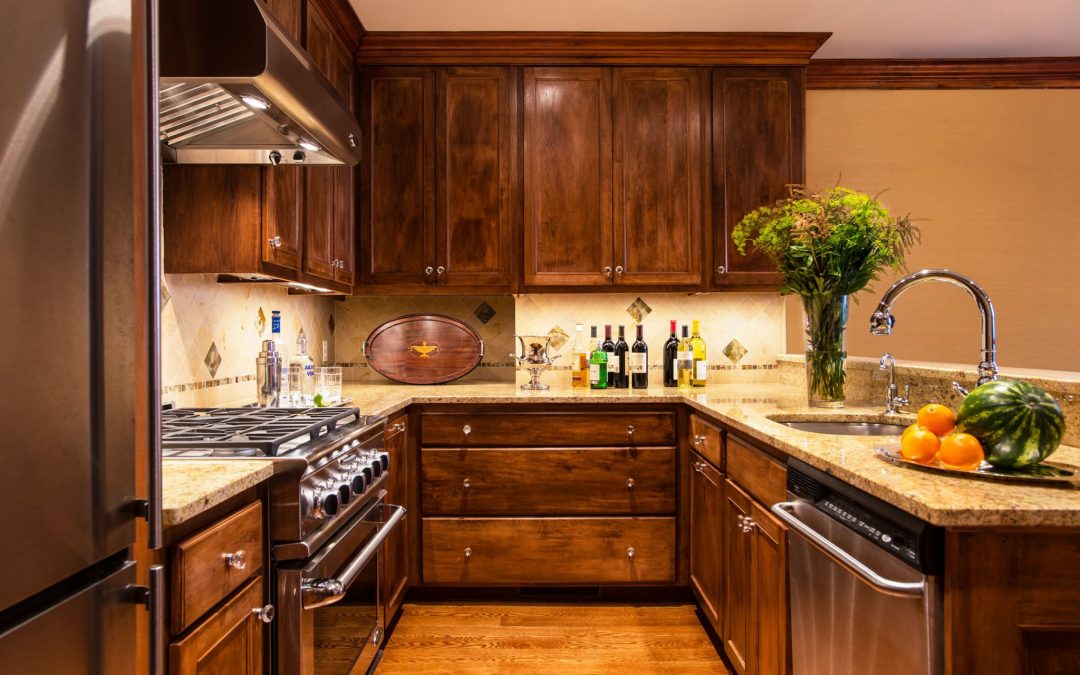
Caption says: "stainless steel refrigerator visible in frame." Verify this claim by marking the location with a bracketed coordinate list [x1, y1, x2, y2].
[0, 0, 159, 671]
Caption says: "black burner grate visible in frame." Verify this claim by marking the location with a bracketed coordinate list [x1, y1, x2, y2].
[161, 407, 361, 455]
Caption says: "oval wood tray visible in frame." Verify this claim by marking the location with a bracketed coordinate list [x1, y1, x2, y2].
[876, 446, 1080, 488]
[363, 314, 484, 385]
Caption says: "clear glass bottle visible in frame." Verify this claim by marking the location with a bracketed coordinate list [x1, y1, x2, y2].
[631, 323, 649, 389]
[289, 334, 316, 406]
[677, 325, 694, 390]
[663, 320, 678, 388]
[271, 310, 289, 405]
[570, 323, 589, 388]
[589, 326, 608, 390]
[690, 319, 708, 388]
[613, 326, 629, 389]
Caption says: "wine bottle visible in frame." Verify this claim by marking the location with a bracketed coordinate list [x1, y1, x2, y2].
[677, 325, 693, 390]
[690, 319, 708, 387]
[602, 324, 617, 388]
[589, 326, 608, 389]
[631, 324, 649, 389]
[613, 326, 629, 389]
[570, 323, 588, 388]
[663, 320, 678, 388]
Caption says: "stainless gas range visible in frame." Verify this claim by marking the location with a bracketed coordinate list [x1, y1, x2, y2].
[162, 406, 405, 674]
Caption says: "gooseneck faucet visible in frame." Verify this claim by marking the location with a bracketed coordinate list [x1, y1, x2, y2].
[869, 269, 998, 385]
[878, 352, 910, 414]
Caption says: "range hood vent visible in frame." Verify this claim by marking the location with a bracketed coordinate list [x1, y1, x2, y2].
[158, 0, 361, 165]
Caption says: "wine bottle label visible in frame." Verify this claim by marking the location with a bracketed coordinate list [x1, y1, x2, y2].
[589, 363, 601, 383]
[608, 358, 621, 374]
[695, 361, 708, 380]
[630, 353, 647, 373]
[677, 350, 693, 367]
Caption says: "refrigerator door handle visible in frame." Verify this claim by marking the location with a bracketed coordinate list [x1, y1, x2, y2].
[135, 565, 166, 675]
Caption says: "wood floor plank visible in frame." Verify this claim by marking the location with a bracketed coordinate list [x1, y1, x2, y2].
[377, 603, 730, 674]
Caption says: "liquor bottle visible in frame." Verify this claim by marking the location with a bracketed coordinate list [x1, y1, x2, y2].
[289, 334, 317, 406]
[690, 319, 708, 387]
[663, 320, 678, 387]
[677, 325, 694, 390]
[602, 324, 617, 388]
[570, 323, 589, 388]
[588, 326, 608, 389]
[271, 310, 289, 404]
[631, 324, 649, 389]
[613, 326, 629, 388]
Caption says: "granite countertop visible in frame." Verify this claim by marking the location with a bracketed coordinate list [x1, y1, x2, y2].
[162, 459, 275, 528]
[340, 380, 1080, 528]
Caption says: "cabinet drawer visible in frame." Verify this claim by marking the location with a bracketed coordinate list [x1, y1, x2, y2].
[171, 501, 262, 633]
[422, 517, 675, 584]
[689, 414, 723, 468]
[420, 412, 675, 446]
[727, 435, 787, 507]
[421, 447, 676, 515]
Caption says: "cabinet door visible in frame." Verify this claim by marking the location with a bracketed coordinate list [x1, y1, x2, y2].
[330, 35, 355, 286]
[750, 500, 789, 675]
[360, 67, 436, 286]
[262, 0, 301, 42]
[170, 578, 264, 675]
[304, 168, 336, 281]
[262, 166, 303, 271]
[382, 415, 410, 622]
[304, 2, 332, 76]
[435, 67, 515, 287]
[523, 67, 613, 286]
[712, 68, 804, 287]
[613, 68, 705, 286]
[690, 452, 724, 635]
[723, 479, 753, 675]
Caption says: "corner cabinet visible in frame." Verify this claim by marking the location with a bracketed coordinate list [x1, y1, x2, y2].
[359, 66, 516, 293]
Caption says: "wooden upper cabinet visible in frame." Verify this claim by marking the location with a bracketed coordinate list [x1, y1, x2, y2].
[435, 67, 515, 287]
[262, 0, 301, 42]
[262, 167, 303, 271]
[613, 68, 705, 286]
[523, 67, 613, 286]
[712, 67, 804, 287]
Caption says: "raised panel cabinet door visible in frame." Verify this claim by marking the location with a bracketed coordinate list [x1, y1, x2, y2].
[304, 167, 336, 281]
[382, 416, 410, 622]
[261, 166, 303, 271]
[329, 34, 356, 286]
[723, 478, 753, 675]
[360, 67, 437, 285]
[750, 500, 789, 675]
[262, 0, 301, 42]
[435, 66, 515, 287]
[613, 67, 705, 286]
[712, 67, 804, 287]
[304, 1, 332, 77]
[690, 452, 724, 636]
[523, 67, 613, 286]
[170, 578, 264, 675]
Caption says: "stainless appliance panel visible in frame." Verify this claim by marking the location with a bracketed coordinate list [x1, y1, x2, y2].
[781, 498, 941, 675]
[0, 0, 136, 610]
[0, 561, 137, 674]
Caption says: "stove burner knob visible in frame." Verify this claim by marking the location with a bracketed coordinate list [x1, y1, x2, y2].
[350, 474, 367, 495]
[377, 453, 389, 472]
[369, 460, 382, 478]
[310, 489, 339, 520]
[361, 466, 373, 483]
[337, 483, 351, 505]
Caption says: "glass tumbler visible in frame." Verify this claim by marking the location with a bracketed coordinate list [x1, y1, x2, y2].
[315, 366, 342, 404]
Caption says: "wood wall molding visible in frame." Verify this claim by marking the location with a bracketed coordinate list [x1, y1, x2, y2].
[356, 32, 831, 65]
[807, 57, 1080, 89]
[313, 0, 366, 50]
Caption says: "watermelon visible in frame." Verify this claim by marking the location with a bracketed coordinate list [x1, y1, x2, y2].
[956, 379, 1065, 468]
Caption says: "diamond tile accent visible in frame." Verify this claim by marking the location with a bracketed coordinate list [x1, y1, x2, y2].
[626, 297, 653, 323]
[255, 306, 267, 337]
[473, 300, 496, 325]
[160, 280, 171, 311]
[547, 325, 570, 352]
[723, 339, 748, 364]
[328, 313, 336, 336]
[203, 341, 222, 378]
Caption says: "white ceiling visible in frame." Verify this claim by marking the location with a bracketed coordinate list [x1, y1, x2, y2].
[349, 0, 1080, 59]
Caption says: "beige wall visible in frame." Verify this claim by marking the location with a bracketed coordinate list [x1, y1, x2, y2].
[786, 89, 1080, 373]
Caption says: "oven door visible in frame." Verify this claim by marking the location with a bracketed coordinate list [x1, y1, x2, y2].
[277, 496, 406, 675]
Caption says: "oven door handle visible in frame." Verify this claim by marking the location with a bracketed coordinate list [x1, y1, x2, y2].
[301, 504, 406, 610]
[771, 501, 926, 598]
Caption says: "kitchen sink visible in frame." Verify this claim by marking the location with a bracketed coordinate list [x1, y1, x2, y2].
[772, 420, 910, 436]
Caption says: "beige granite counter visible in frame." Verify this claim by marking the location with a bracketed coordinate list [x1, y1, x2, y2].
[340, 381, 1080, 528]
[162, 459, 275, 528]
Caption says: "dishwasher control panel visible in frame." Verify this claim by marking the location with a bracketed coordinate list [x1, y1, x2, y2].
[818, 494, 920, 566]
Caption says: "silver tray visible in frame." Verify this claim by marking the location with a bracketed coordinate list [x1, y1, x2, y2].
[876, 446, 1080, 487]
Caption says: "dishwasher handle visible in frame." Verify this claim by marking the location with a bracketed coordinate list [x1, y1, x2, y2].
[772, 501, 926, 599]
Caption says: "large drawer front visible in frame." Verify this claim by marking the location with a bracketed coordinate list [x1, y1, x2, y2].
[422, 517, 676, 584]
[422, 447, 676, 515]
[420, 412, 676, 446]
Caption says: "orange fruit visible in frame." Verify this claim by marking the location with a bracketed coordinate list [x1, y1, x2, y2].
[917, 404, 957, 437]
[936, 433, 984, 471]
[900, 426, 940, 463]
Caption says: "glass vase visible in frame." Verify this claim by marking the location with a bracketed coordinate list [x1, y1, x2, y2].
[804, 294, 848, 408]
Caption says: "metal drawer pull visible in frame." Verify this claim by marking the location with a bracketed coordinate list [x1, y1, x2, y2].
[223, 550, 247, 570]
[392, 422, 406, 433]
[252, 604, 275, 623]
[268, 235, 282, 249]
[771, 502, 926, 598]
[462, 424, 472, 438]
[694, 434, 706, 446]
[626, 425, 635, 440]
[464, 547, 472, 560]
[626, 478, 635, 490]
[693, 462, 704, 473]
[741, 517, 756, 534]
[626, 547, 636, 559]
[462, 478, 471, 490]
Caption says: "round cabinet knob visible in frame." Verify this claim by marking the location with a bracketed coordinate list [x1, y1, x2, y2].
[615, 265, 624, 275]
[425, 266, 434, 276]
[252, 604, 275, 623]
[462, 478, 471, 490]
[464, 547, 472, 560]
[462, 424, 472, 439]
[626, 547, 636, 560]
[436, 265, 446, 275]
[223, 550, 247, 570]
[603, 266, 613, 278]
[717, 265, 726, 274]
[625, 478, 635, 490]
[268, 236, 282, 249]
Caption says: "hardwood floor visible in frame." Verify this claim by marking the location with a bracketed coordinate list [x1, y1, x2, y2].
[377, 602, 731, 674]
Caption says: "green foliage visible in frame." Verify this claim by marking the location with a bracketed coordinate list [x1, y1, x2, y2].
[733, 185, 919, 298]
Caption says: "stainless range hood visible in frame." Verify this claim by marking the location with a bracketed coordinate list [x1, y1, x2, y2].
[158, 0, 361, 165]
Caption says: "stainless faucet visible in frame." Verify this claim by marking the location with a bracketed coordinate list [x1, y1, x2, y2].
[869, 269, 999, 385]
[878, 352, 910, 414]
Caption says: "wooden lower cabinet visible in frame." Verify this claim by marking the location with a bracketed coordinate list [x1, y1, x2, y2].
[382, 415, 410, 622]
[422, 517, 676, 585]
[689, 452, 724, 635]
[170, 577, 265, 675]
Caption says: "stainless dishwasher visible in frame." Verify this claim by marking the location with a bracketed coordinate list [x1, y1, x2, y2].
[771, 459, 944, 675]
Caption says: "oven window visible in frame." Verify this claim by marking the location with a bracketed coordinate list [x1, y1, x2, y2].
[313, 552, 378, 675]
